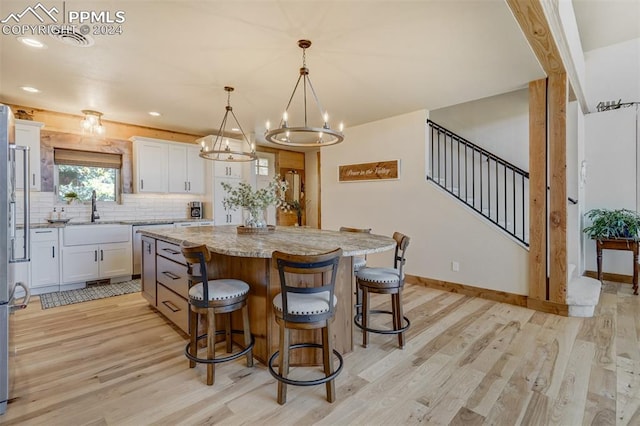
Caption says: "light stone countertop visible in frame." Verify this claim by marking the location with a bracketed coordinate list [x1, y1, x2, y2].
[138, 225, 396, 258]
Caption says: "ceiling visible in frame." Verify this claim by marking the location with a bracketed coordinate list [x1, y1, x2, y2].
[0, 1, 637, 146]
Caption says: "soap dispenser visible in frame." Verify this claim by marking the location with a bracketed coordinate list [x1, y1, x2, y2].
[51, 207, 57, 221]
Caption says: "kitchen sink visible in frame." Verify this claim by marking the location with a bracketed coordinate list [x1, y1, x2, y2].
[63, 224, 131, 246]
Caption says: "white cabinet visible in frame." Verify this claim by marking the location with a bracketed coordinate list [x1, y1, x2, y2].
[214, 161, 243, 179]
[62, 242, 132, 284]
[14, 119, 44, 191]
[132, 136, 205, 194]
[61, 224, 132, 284]
[173, 221, 215, 228]
[168, 144, 205, 194]
[30, 228, 59, 291]
[213, 177, 243, 225]
[133, 138, 168, 193]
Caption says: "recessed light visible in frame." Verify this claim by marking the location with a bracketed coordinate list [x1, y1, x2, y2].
[148, 111, 161, 117]
[21, 86, 40, 93]
[231, 127, 240, 132]
[18, 37, 46, 48]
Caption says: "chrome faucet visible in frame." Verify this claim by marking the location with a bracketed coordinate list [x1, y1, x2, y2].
[91, 190, 100, 222]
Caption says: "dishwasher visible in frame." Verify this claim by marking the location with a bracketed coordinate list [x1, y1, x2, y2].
[131, 224, 174, 276]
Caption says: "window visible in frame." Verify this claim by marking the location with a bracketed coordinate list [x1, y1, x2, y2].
[54, 149, 122, 202]
[256, 157, 269, 176]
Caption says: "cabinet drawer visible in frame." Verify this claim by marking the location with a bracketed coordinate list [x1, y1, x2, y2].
[156, 284, 189, 334]
[156, 256, 189, 298]
[31, 228, 58, 242]
[157, 240, 186, 265]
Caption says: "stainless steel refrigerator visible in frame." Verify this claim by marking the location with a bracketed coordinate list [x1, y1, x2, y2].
[1, 104, 31, 415]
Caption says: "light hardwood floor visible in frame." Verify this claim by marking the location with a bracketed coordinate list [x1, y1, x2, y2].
[2, 281, 637, 425]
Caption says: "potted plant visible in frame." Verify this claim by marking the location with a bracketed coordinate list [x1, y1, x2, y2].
[63, 191, 79, 204]
[220, 175, 287, 229]
[583, 208, 640, 240]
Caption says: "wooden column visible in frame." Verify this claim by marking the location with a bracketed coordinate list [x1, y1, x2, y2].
[548, 72, 568, 303]
[529, 79, 548, 301]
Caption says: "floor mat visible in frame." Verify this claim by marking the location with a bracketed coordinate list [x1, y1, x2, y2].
[39, 279, 141, 309]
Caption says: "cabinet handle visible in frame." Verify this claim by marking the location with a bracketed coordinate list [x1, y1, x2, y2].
[32, 173, 35, 186]
[100, 249, 104, 261]
[35, 230, 53, 234]
[141, 179, 144, 190]
[161, 300, 181, 313]
[144, 241, 151, 254]
[162, 248, 180, 255]
[188, 182, 191, 191]
[162, 271, 180, 280]
[52, 246, 55, 258]
[184, 181, 187, 191]
[94, 250, 98, 262]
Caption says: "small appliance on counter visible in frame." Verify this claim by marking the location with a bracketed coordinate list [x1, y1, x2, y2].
[189, 201, 203, 219]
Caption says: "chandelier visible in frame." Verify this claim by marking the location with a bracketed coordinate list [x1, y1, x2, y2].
[81, 110, 105, 135]
[200, 86, 257, 162]
[264, 40, 344, 147]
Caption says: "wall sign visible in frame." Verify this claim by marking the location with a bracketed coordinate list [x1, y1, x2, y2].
[338, 160, 399, 182]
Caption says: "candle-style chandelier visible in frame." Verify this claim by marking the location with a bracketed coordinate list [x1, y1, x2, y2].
[200, 86, 257, 162]
[264, 39, 344, 147]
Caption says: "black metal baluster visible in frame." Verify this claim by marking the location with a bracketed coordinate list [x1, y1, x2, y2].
[457, 137, 460, 199]
[513, 168, 516, 237]
[480, 152, 483, 214]
[522, 175, 525, 244]
[504, 164, 507, 232]
[464, 143, 468, 204]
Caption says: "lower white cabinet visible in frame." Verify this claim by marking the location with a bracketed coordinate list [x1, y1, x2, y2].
[30, 228, 59, 290]
[62, 242, 132, 284]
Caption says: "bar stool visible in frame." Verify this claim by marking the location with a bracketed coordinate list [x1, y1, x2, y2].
[268, 248, 344, 405]
[181, 243, 254, 385]
[339, 227, 371, 273]
[354, 232, 410, 349]
[339, 226, 371, 315]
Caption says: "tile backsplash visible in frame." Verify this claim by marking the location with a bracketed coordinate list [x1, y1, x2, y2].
[18, 192, 207, 224]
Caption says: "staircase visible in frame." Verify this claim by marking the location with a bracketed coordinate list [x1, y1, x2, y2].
[427, 120, 600, 317]
[426, 120, 529, 246]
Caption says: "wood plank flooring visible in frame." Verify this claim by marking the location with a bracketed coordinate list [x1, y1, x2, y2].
[2, 281, 637, 425]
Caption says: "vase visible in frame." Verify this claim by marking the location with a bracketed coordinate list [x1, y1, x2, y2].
[243, 208, 267, 228]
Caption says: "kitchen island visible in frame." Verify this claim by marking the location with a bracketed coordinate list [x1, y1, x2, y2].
[138, 225, 395, 364]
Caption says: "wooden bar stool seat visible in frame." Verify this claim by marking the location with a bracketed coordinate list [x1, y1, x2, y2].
[268, 248, 344, 405]
[354, 232, 411, 349]
[181, 243, 254, 386]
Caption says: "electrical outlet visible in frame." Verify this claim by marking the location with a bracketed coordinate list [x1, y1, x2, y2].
[451, 261, 460, 272]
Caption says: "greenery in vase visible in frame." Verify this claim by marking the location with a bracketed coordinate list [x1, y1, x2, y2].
[583, 208, 640, 239]
[220, 175, 288, 226]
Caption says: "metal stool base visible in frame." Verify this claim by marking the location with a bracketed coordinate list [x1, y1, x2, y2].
[184, 329, 254, 365]
[268, 343, 344, 386]
[354, 309, 410, 335]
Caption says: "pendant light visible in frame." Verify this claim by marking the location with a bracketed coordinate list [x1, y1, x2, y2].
[200, 86, 257, 162]
[264, 40, 344, 147]
[81, 110, 106, 135]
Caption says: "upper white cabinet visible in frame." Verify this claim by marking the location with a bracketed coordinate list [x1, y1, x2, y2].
[133, 138, 168, 193]
[168, 144, 205, 194]
[131, 136, 204, 194]
[15, 119, 44, 191]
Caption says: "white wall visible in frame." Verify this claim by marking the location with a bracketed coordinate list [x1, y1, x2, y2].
[321, 110, 529, 295]
[566, 101, 584, 274]
[584, 107, 638, 275]
[429, 89, 529, 171]
[585, 38, 640, 110]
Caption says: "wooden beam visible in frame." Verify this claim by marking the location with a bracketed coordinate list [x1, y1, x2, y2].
[529, 79, 548, 301]
[548, 72, 568, 304]
[506, 0, 565, 75]
[5, 103, 202, 143]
